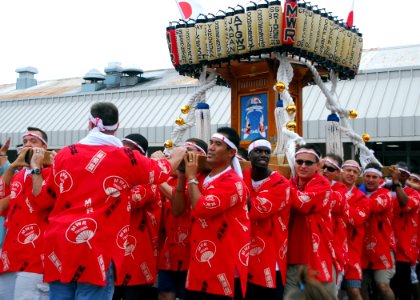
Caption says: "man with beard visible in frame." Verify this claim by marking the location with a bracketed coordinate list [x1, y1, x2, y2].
[242, 138, 291, 300]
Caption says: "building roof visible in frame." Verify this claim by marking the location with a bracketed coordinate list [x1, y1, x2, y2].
[303, 67, 420, 142]
[0, 45, 419, 148]
[0, 83, 230, 148]
[302, 44, 420, 143]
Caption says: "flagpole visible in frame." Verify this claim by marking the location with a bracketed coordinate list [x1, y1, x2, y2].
[174, 0, 185, 19]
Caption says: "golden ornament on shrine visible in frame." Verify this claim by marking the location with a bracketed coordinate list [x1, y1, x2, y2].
[164, 140, 173, 148]
[181, 105, 190, 114]
[275, 81, 286, 93]
[286, 121, 297, 131]
[286, 104, 297, 115]
[348, 109, 358, 119]
[175, 117, 185, 125]
[362, 133, 370, 142]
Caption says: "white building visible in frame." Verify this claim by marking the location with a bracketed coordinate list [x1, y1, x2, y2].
[0, 45, 419, 168]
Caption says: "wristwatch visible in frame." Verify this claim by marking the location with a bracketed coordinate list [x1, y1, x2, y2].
[392, 181, 402, 189]
[31, 168, 41, 175]
[188, 178, 199, 185]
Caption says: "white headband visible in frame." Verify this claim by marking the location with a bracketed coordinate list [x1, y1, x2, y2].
[295, 149, 320, 161]
[183, 141, 206, 155]
[411, 174, 420, 181]
[122, 138, 146, 154]
[324, 158, 341, 171]
[212, 133, 242, 178]
[236, 154, 245, 161]
[398, 168, 411, 176]
[342, 163, 361, 173]
[248, 139, 272, 154]
[89, 113, 119, 132]
[23, 132, 48, 146]
[363, 168, 383, 176]
[212, 133, 238, 151]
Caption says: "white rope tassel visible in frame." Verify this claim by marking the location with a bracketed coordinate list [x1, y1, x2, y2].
[325, 114, 343, 158]
[305, 62, 382, 168]
[274, 105, 287, 163]
[195, 103, 211, 143]
[272, 52, 306, 170]
[169, 67, 217, 148]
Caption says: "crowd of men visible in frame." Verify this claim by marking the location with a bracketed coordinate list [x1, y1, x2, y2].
[0, 101, 420, 300]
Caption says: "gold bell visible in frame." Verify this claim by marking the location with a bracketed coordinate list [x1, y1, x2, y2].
[362, 133, 370, 142]
[175, 117, 185, 125]
[181, 105, 190, 114]
[286, 121, 297, 131]
[275, 81, 286, 93]
[286, 104, 297, 115]
[164, 140, 173, 148]
[348, 109, 358, 119]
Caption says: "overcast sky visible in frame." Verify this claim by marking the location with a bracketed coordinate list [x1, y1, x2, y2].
[0, 0, 419, 84]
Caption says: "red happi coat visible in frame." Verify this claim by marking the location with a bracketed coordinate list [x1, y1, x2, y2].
[243, 170, 291, 287]
[392, 186, 420, 264]
[0, 176, 9, 199]
[115, 184, 161, 286]
[362, 187, 394, 270]
[417, 206, 420, 263]
[345, 186, 369, 280]
[186, 169, 250, 297]
[330, 181, 349, 273]
[288, 173, 336, 283]
[0, 168, 51, 274]
[158, 176, 192, 272]
[40, 144, 171, 286]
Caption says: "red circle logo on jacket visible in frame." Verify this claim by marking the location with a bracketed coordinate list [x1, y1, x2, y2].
[254, 197, 273, 214]
[103, 176, 129, 202]
[202, 195, 221, 209]
[364, 235, 377, 252]
[195, 240, 216, 267]
[65, 218, 98, 249]
[250, 237, 265, 256]
[279, 238, 288, 259]
[116, 225, 137, 259]
[239, 242, 251, 266]
[10, 181, 22, 199]
[54, 170, 73, 193]
[131, 186, 147, 203]
[17, 224, 41, 248]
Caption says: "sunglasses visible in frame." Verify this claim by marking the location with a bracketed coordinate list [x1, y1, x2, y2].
[322, 165, 338, 172]
[295, 159, 316, 166]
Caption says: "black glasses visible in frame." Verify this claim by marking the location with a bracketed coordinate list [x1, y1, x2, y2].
[295, 159, 316, 166]
[322, 165, 338, 172]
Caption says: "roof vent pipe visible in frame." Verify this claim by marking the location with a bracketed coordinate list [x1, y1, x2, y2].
[82, 69, 105, 92]
[120, 67, 143, 87]
[15, 66, 38, 90]
[104, 62, 123, 89]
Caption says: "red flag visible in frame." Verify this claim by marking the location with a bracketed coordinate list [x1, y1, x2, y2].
[174, 0, 204, 19]
[346, 0, 354, 27]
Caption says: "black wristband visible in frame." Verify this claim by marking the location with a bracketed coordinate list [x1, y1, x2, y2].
[392, 182, 402, 190]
